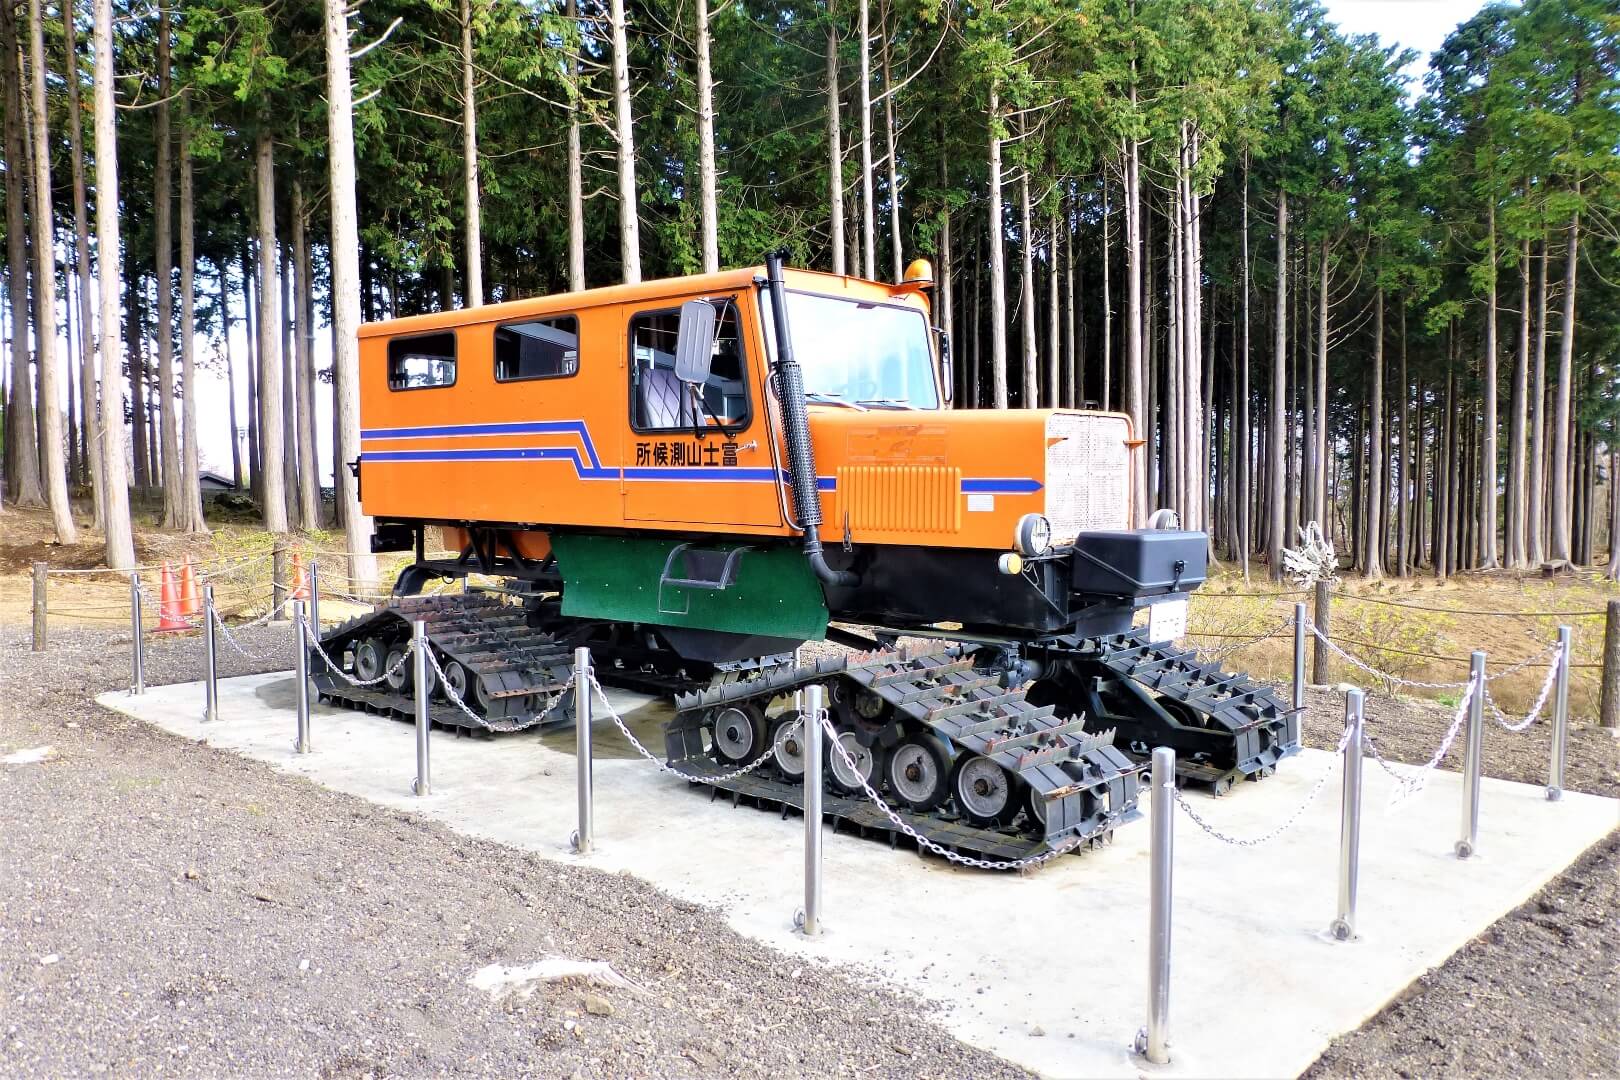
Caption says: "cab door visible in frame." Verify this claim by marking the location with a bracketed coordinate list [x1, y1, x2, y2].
[621, 292, 785, 531]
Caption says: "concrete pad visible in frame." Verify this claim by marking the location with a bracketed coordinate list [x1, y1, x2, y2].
[99, 675, 1617, 1079]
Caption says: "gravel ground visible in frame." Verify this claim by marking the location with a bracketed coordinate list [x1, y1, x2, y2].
[0, 624, 1029, 1079]
[2, 625, 1614, 1078]
[1298, 683, 1618, 1078]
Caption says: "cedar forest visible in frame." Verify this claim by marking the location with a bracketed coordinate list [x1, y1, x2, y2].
[0, 0, 1616, 588]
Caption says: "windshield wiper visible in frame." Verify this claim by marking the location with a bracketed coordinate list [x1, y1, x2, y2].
[855, 398, 917, 410]
[805, 392, 867, 411]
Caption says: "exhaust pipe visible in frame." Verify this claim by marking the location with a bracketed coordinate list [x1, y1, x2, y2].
[763, 250, 858, 589]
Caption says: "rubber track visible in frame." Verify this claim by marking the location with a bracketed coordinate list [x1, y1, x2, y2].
[668, 645, 1141, 864]
[311, 594, 576, 733]
[1030, 628, 1301, 787]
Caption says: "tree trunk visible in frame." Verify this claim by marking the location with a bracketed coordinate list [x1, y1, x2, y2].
[1125, 102, 1147, 525]
[1101, 181, 1112, 411]
[155, 5, 184, 528]
[461, 0, 483, 304]
[25, 0, 74, 537]
[1042, 200, 1059, 407]
[322, 0, 378, 586]
[1, 0, 43, 508]
[176, 118, 206, 533]
[609, 0, 641, 283]
[1506, 238, 1528, 568]
[91, 0, 134, 565]
[1018, 172, 1038, 407]
[695, 0, 718, 273]
[219, 264, 242, 491]
[824, 9, 844, 276]
[281, 245, 298, 528]
[565, 0, 585, 290]
[1397, 301, 1410, 576]
[293, 181, 320, 528]
[63, 1, 104, 528]
[1549, 204, 1578, 565]
[1314, 238, 1328, 529]
[242, 244, 260, 498]
[1268, 189, 1288, 579]
[1238, 154, 1250, 578]
[1528, 241, 1548, 565]
[1477, 202, 1499, 567]
[857, 0, 874, 279]
[127, 273, 148, 494]
[254, 132, 288, 533]
[881, 10, 901, 282]
[985, 86, 1007, 408]
[1364, 287, 1384, 579]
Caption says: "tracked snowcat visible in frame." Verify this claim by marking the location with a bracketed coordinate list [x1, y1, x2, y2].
[313, 252, 1299, 862]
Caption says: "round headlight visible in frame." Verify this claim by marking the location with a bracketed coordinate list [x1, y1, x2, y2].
[1014, 513, 1053, 557]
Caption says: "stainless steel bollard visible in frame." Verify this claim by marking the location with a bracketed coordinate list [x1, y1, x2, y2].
[307, 561, 321, 639]
[799, 684, 825, 936]
[1136, 745, 1175, 1064]
[1548, 626, 1571, 801]
[203, 585, 219, 723]
[413, 620, 431, 795]
[1332, 690, 1365, 941]
[293, 601, 312, 753]
[570, 647, 593, 852]
[1293, 601, 1308, 711]
[129, 573, 146, 695]
[1456, 651, 1486, 859]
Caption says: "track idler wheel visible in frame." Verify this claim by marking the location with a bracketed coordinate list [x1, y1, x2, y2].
[355, 636, 386, 682]
[768, 712, 807, 781]
[827, 728, 882, 794]
[885, 736, 950, 811]
[384, 644, 415, 692]
[950, 753, 1019, 827]
[712, 704, 768, 766]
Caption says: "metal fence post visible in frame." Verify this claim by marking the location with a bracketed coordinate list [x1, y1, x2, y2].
[1548, 626, 1571, 801]
[203, 585, 219, 723]
[129, 573, 146, 695]
[307, 561, 321, 639]
[413, 620, 431, 795]
[32, 562, 46, 652]
[1136, 745, 1175, 1064]
[1456, 651, 1485, 859]
[799, 684, 825, 936]
[293, 601, 311, 753]
[1293, 601, 1307, 711]
[570, 646, 593, 852]
[1332, 690, 1365, 941]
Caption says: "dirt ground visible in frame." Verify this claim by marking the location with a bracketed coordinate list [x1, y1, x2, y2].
[3, 507, 1617, 1077]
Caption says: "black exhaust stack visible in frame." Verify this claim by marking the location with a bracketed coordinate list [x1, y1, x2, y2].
[763, 250, 858, 588]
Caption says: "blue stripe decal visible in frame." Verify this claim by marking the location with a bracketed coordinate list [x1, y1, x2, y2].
[961, 478, 1043, 495]
[362, 422, 1039, 495]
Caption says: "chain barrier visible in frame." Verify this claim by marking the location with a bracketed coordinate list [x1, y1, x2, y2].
[585, 675, 779, 783]
[1187, 615, 1295, 663]
[303, 626, 417, 687]
[1307, 623, 1557, 689]
[1368, 675, 1480, 812]
[421, 645, 564, 732]
[1172, 725, 1353, 847]
[1483, 648, 1563, 733]
[209, 597, 299, 661]
[811, 710, 1091, 872]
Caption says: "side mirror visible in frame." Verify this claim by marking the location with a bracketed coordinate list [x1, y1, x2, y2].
[937, 328, 954, 404]
[674, 299, 718, 385]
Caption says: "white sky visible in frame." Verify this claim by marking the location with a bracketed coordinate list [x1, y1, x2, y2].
[1319, 0, 1499, 88]
[36, 1, 1498, 488]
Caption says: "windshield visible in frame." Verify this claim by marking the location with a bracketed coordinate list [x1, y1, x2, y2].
[761, 291, 940, 409]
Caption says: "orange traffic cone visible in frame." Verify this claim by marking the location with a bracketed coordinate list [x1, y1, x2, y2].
[290, 552, 311, 600]
[156, 562, 188, 632]
[179, 557, 201, 616]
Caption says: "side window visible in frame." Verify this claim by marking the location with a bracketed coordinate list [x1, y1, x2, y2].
[387, 332, 457, 390]
[495, 315, 579, 382]
[629, 300, 749, 432]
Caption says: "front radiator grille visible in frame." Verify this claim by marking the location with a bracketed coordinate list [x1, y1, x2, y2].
[836, 465, 962, 535]
[1045, 413, 1131, 544]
